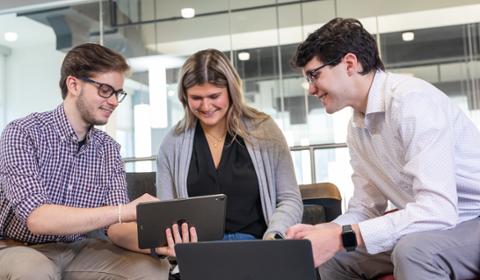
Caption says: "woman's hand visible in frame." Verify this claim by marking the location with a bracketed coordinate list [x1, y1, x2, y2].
[155, 222, 198, 257]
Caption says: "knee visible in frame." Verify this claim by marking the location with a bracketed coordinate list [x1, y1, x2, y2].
[0, 247, 60, 280]
[128, 257, 170, 279]
[318, 253, 347, 279]
[392, 234, 431, 270]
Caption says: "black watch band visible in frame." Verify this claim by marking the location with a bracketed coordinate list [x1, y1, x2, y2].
[341, 224, 357, 252]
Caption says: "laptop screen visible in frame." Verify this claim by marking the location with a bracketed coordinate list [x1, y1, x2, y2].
[176, 239, 316, 280]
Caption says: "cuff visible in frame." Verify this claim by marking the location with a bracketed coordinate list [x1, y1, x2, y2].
[15, 194, 50, 223]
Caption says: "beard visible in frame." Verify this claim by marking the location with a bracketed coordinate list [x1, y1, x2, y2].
[76, 89, 108, 126]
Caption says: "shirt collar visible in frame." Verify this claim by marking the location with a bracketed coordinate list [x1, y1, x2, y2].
[352, 70, 387, 129]
[53, 104, 94, 143]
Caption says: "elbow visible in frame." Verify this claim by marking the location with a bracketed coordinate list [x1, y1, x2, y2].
[107, 224, 122, 243]
[26, 214, 46, 235]
[429, 206, 457, 229]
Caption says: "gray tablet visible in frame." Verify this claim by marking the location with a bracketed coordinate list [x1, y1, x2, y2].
[136, 194, 227, 249]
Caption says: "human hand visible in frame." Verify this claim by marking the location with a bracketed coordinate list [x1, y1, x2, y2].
[123, 193, 159, 222]
[156, 222, 198, 257]
[286, 223, 342, 267]
[264, 232, 284, 240]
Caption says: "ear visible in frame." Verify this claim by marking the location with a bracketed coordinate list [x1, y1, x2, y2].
[343, 53, 363, 76]
[65, 75, 81, 97]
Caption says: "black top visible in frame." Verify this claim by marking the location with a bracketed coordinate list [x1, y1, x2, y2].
[187, 123, 267, 238]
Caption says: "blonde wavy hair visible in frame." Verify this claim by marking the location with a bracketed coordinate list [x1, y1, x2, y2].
[175, 49, 268, 140]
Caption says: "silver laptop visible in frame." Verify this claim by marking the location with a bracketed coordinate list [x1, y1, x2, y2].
[175, 239, 316, 280]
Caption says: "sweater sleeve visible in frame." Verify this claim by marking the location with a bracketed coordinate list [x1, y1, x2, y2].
[260, 118, 303, 238]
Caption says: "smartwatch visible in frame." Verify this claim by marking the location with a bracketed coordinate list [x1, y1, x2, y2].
[341, 224, 357, 252]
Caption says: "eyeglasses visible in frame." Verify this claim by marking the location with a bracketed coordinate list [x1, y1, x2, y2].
[305, 57, 340, 84]
[78, 77, 127, 103]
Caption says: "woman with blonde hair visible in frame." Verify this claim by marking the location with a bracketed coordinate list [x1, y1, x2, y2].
[156, 48, 302, 240]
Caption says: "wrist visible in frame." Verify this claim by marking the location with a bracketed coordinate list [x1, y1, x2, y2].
[351, 224, 364, 247]
[117, 204, 123, 224]
[341, 224, 357, 252]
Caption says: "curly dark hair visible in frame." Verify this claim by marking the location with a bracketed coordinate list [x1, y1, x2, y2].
[292, 18, 384, 75]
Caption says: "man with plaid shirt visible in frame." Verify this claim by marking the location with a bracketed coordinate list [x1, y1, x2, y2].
[0, 43, 172, 279]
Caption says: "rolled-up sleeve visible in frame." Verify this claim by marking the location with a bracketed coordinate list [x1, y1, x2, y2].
[0, 123, 51, 223]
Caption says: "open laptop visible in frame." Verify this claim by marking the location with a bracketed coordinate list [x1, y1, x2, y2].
[136, 194, 226, 249]
[175, 239, 316, 280]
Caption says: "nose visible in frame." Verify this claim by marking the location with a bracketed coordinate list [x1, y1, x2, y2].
[200, 99, 210, 111]
[308, 83, 317, 96]
[106, 94, 119, 107]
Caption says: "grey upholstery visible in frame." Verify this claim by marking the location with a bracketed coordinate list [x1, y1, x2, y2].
[126, 172, 156, 200]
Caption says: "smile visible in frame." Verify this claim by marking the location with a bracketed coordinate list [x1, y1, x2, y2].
[100, 107, 114, 113]
[317, 92, 327, 101]
[199, 110, 218, 117]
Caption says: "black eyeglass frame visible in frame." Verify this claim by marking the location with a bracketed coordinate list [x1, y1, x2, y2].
[78, 77, 127, 103]
[305, 57, 342, 84]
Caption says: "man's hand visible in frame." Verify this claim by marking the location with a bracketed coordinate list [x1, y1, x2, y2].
[122, 193, 159, 223]
[156, 223, 198, 257]
[286, 223, 343, 267]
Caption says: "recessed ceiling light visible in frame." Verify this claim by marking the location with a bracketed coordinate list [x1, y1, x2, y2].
[402, 31, 414, 42]
[181, 8, 195, 19]
[4, 32, 18, 42]
[238, 52, 250, 61]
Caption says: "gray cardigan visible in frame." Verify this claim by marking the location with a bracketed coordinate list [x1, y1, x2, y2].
[156, 117, 303, 238]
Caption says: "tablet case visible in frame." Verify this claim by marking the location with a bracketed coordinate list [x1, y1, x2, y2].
[136, 194, 226, 249]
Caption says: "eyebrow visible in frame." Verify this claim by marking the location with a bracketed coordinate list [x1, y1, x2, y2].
[188, 92, 222, 98]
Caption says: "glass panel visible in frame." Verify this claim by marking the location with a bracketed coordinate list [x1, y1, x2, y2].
[314, 147, 353, 211]
[290, 150, 312, 185]
[3, 0, 480, 197]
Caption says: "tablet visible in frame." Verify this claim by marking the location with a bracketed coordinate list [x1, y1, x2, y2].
[136, 194, 227, 249]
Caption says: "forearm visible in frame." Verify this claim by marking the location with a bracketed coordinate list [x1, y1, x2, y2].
[27, 204, 122, 235]
[108, 223, 150, 254]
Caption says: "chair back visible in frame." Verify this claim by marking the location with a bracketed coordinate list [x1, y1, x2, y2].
[126, 172, 156, 200]
[300, 182, 342, 223]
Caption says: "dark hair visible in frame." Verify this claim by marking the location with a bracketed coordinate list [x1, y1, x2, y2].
[176, 49, 268, 139]
[59, 43, 130, 99]
[292, 18, 384, 74]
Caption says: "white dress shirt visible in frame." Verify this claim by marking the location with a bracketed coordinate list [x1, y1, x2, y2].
[334, 71, 480, 254]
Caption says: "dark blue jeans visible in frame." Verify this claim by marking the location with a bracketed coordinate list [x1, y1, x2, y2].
[223, 232, 257, 240]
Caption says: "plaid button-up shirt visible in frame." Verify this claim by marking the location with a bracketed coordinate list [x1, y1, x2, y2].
[0, 105, 129, 244]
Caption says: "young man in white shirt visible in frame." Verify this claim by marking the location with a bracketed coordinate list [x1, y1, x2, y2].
[287, 17, 480, 280]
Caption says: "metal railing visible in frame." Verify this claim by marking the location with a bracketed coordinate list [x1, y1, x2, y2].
[123, 142, 348, 183]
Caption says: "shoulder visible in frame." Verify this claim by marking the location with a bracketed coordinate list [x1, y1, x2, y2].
[248, 116, 282, 137]
[1, 110, 53, 141]
[158, 125, 192, 154]
[386, 72, 448, 104]
[384, 72, 451, 116]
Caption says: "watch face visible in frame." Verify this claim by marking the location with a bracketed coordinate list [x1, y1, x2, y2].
[342, 232, 356, 247]
[342, 225, 357, 251]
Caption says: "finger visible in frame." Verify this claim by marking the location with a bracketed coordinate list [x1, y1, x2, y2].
[165, 228, 175, 248]
[287, 224, 315, 239]
[295, 230, 313, 240]
[181, 222, 189, 243]
[190, 226, 198, 242]
[172, 223, 183, 243]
